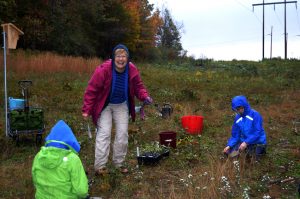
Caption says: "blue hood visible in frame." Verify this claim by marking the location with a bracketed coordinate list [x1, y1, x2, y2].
[45, 120, 80, 153]
[231, 95, 251, 116]
[112, 44, 130, 60]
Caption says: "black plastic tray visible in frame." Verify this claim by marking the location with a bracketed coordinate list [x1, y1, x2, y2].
[137, 149, 170, 165]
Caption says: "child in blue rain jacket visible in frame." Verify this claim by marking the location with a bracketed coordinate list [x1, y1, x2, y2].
[223, 95, 267, 159]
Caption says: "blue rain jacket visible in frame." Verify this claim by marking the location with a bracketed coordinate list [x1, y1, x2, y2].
[227, 96, 267, 147]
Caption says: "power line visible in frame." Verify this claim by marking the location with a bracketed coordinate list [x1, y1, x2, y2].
[234, 0, 262, 23]
[234, 0, 252, 12]
[295, 6, 300, 33]
[273, 7, 283, 26]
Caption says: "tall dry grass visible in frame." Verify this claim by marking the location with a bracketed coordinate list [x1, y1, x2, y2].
[0, 50, 101, 74]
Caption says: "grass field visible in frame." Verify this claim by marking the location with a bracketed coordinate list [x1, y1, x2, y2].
[0, 51, 300, 198]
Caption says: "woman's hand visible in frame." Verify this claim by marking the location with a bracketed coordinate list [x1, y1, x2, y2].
[82, 113, 89, 120]
[143, 96, 153, 105]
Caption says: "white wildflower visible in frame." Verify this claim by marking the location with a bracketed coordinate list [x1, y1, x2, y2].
[261, 174, 270, 182]
[233, 160, 240, 172]
[242, 186, 250, 199]
[263, 194, 271, 199]
[219, 176, 231, 193]
[233, 160, 240, 186]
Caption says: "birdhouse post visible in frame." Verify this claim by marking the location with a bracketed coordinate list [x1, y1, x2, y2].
[1, 23, 24, 137]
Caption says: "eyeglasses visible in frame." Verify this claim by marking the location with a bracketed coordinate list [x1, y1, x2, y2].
[115, 55, 127, 59]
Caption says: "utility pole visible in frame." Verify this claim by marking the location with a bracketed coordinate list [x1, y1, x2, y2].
[263, 0, 265, 60]
[269, 26, 273, 59]
[284, 0, 287, 59]
[252, 0, 297, 60]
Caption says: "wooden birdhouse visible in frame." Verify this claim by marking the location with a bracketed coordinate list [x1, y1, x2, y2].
[1, 23, 24, 49]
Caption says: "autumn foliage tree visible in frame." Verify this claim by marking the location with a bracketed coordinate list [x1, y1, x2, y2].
[0, 0, 182, 61]
[121, 0, 163, 60]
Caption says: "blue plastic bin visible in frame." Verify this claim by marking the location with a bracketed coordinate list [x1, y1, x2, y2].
[9, 97, 25, 110]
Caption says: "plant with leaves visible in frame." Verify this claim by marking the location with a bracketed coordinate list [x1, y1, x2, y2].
[140, 141, 167, 155]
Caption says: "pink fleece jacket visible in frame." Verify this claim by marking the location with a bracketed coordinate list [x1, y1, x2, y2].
[82, 59, 149, 125]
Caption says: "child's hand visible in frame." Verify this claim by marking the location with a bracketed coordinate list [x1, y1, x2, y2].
[238, 142, 247, 151]
[223, 146, 230, 154]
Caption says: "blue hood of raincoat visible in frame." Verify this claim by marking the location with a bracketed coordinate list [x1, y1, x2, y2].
[45, 120, 80, 153]
[231, 95, 251, 116]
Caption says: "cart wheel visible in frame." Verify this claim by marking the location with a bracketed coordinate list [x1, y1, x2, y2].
[36, 134, 43, 145]
[11, 134, 16, 140]
[15, 135, 20, 146]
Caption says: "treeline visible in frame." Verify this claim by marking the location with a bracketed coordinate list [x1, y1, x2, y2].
[0, 0, 184, 61]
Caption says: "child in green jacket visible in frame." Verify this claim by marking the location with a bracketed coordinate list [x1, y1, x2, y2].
[32, 120, 88, 199]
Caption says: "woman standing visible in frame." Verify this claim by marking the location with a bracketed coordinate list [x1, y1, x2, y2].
[82, 44, 152, 174]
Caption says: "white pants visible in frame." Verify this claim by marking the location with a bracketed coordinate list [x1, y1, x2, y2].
[94, 102, 129, 170]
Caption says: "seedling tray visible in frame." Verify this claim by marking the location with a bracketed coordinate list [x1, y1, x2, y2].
[137, 149, 170, 165]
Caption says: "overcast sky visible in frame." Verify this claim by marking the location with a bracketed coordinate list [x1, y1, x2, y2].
[148, 0, 300, 61]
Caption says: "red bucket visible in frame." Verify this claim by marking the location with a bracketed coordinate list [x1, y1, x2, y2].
[159, 131, 177, 148]
[181, 115, 204, 134]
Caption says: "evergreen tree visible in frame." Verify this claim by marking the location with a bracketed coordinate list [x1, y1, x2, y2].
[157, 8, 183, 60]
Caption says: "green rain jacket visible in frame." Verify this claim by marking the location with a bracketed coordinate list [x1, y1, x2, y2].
[32, 120, 88, 199]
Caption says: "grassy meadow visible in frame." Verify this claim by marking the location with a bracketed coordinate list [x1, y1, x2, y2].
[0, 51, 300, 198]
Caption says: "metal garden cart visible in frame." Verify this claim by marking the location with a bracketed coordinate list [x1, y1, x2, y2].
[7, 80, 45, 145]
